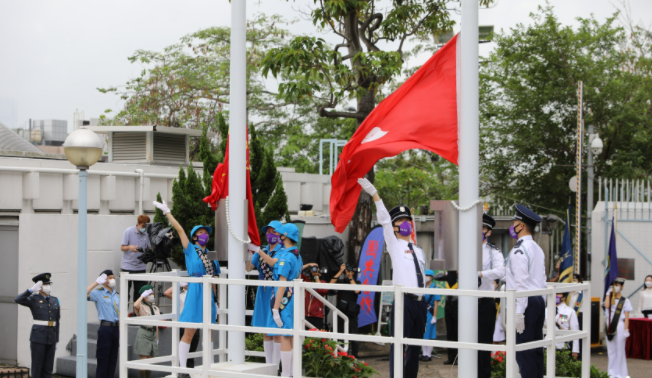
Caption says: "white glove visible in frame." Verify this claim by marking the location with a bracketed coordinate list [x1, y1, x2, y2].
[431, 317, 437, 325]
[357, 178, 377, 197]
[478, 271, 482, 278]
[31, 281, 43, 293]
[153, 200, 170, 215]
[272, 309, 283, 327]
[96, 273, 107, 285]
[515, 313, 525, 334]
[180, 282, 188, 288]
[141, 289, 153, 299]
[156, 340, 159, 345]
[248, 243, 260, 253]
[624, 329, 630, 338]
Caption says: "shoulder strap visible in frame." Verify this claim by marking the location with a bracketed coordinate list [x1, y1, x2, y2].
[607, 297, 626, 341]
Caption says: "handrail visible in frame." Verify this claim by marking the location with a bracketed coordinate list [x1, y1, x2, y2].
[305, 287, 349, 352]
[0, 165, 180, 179]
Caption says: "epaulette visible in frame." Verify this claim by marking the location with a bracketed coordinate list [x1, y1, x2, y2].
[97, 286, 105, 291]
[487, 242, 499, 250]
[514, 239, 524, 248]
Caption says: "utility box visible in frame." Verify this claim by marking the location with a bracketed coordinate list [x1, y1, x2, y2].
[429, 200, 483, 271]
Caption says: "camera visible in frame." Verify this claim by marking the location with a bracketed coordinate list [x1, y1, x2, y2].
[345, 264, 361, 274]
[137, 223, 181, 270]
[303, 265, 328, 277]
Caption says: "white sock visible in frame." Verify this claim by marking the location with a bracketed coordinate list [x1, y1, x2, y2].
[422, 346, 432, 357]
[273, 342, 281, 366]
[280, 351, 292, 377]
[264, 340, 275, 364]
[179, 341, 191, 368]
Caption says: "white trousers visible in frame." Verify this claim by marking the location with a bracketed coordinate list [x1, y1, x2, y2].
[606, 321, 628, 378]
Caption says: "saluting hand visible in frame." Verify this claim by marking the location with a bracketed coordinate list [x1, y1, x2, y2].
[31, 281, 43, 293]
[96, 273, 107, 285]
[141, 289, 153, 299]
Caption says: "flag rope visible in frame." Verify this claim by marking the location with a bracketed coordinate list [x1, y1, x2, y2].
[225, 196, 252, 244]
[450, 199, 483, 212]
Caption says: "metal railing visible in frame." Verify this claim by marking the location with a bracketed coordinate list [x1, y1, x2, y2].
[119, 271, 591, 378]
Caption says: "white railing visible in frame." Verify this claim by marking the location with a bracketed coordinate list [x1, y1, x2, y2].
[119, 271, 591, 378]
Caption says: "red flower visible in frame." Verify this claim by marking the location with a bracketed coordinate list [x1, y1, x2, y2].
[338, 352, 348, 357]
[363, 362, 368, 366]
[347, 355, 355, 359]
[322, 338, 328, 342]
[308, 328, 318, 332]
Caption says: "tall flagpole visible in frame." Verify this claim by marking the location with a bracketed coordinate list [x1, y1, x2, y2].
[228, 0, 247, 364]
[458, 0, 480, 376]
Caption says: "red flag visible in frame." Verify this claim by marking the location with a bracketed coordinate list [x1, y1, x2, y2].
[330, 34, 459, 233]
[203, 133, 261, 246]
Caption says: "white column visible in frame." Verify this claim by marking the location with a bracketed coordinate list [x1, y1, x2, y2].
[228, 0, 247, 365]
[458, 0, 480, 376]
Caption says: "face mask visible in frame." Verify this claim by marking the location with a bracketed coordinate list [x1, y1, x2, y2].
[266, 233, 280, 245]
[146, 295, 155, 303]
[555, 296, 563, 305]
[196, 233, 209, 247]
[42, 285, 51, 295]
[509, 224, 520, 240]
[614, 286, 621, 294]
[140, 227, 146, 234]
[108, 279, 116, 289]
[646, 281, 652, 288]
[397, 220, 412, 237]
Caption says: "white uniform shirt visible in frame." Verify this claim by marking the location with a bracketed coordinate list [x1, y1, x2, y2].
[604, 297, 633, 324]
[376, 200, 427, 289]
[546, 302, 580, 353]
[505, 235, 546, 314]
[479, 242, 505, 291]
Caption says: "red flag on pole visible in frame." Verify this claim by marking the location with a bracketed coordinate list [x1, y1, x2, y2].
[203, 132, 261, 246]
[329, 34, 459, 233]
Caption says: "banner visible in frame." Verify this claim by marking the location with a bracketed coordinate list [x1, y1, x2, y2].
[356, 225, 385, 327]
[559, 206, 573, 284]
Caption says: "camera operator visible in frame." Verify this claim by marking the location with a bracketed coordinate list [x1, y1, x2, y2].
[301, 263, 329, 330]
[120, 215, 151, 303]
[330, 264, 361, 357]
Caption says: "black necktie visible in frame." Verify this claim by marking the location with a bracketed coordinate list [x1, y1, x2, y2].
[408, 243, 424, 288]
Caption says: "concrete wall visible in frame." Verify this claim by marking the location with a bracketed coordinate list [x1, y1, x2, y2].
[279, 168, 331, 214]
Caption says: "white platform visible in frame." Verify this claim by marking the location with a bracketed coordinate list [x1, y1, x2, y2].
[164, 361, 278, 377]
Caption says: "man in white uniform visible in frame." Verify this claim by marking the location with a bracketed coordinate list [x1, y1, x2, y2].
[358, 178, 427, 378]
[547, 292, 580, 358]
[505, 205, 546, 378]
[477, 213, 505, 378]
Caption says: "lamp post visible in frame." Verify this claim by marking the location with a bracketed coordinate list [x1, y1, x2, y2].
[586, 126, 603, 279]
[63, 129, 104, 378]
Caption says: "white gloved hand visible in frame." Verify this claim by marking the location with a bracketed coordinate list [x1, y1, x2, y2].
[431, 317, 437, 325]
[248, 243, 260, 253]
[247, 250, 254, 260]
[96, 273, 107, 285]
[624, 329, 630, 338]
[515, 313, 525, 334]
[357, 178, 377, 197]
[31, 281, 43, 293]
[141, 289, 153, 299]
[478, 271, 482, 278]
[272, 309, 283, 327]
[153, 200, 170, 215]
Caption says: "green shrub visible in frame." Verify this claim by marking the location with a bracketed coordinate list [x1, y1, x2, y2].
[302, 331, 377, 378]
[490, 349, 608, 378]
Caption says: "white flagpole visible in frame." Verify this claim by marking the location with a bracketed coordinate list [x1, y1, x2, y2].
[458, 0, 480, 376]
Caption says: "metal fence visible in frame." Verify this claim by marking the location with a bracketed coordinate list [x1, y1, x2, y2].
[119, 272, 591, 378]
[599, 178, 652, 220]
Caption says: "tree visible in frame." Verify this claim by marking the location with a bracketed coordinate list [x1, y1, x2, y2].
[262, 0, 492, 262]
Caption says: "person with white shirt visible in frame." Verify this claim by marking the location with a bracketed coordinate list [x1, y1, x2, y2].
[505, 204, 546, 378]
[546, 292, 580, 358]
[358, 178, 427, 378]
[639, 274, 652, 318]
[477, 213, 506, 378]
[604, 277, 632, 378]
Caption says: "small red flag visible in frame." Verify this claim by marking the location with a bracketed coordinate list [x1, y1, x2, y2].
[203, 132, 261, 246]
[330, 34, 459, 233]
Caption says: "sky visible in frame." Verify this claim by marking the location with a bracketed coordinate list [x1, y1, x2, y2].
[1, 0, 651, 132]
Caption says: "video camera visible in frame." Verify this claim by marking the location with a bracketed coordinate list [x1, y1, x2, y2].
[137, 223, 181, 271]
[345, 264, 361, 274]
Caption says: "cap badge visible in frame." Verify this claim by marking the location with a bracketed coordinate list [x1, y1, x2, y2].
[400, 206, 405, 212]
[46, 275, 50, 279]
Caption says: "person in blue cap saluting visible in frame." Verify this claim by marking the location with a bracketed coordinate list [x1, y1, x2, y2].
[505, 204, 546, 378]
[153, 200, 220, 378]
[257, 222, 303, 377]
[246, 220, 284, 367]
[421, 270, 441, 361]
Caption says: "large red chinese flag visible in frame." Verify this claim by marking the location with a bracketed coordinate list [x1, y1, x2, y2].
[203, 132, 261, 246]
[330, 34, 459, 233]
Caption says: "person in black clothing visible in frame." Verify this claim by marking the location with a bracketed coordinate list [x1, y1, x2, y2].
[433, 270, 458, 365]
[15, 273, 60, 378]
[330, 263, 361, 357]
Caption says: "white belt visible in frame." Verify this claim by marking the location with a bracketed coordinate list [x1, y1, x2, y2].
[33, 320, 56, 327]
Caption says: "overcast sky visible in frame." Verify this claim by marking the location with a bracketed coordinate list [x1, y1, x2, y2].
[1, 0, 651, 132]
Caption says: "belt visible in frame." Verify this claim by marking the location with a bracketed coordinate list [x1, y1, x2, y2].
[140, 326, 156, 331]
[405, 293, 425, 302]
[33, 320, 56, 327]
[100, 321, 119, 327]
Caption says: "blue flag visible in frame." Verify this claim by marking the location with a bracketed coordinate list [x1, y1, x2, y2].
[558, 206, 573, 283]
[604, 217, 618, 299]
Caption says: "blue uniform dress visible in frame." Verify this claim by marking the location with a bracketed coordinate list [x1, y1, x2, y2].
[251, 244, 282, 327]
[179, 243, 220, 323]
[423, 282, 441, 340]
[266, 246, 303, 336]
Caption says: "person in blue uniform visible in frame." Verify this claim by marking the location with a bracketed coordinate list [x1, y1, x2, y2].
[246, 220, 284, 366]
[258, 223, 303, 378]
[14, 272, 60, 378]
[505, 205, 546, 378]
[421, 270, 441, 362]
[358, 178, 427, 378]
[86, 270, 120, 378]
[154, 200, 220, 378]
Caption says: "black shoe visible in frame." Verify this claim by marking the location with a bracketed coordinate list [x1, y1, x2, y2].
[443, 359, 454, 365]
[421, 356, 432, 362]
[178, 374, 191, 378]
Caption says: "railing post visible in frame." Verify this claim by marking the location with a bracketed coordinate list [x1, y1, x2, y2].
[119, 272, 129, 378]
[293, 279, 304, 377]
[581, 284, 591, 378]
[171, 270, 180, 372]
[546, 286, 556, 378]
[393, 285, 404, 378]
[505, 289, 517, 378]
[219, 272, 227, 363]
[202, 275, 212, 376]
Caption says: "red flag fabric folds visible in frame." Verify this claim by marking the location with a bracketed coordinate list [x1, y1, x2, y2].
[203, 133, 261, 247]
[329, 34, 459, 233]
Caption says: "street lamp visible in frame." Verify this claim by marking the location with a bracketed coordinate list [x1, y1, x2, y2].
[586, 127, 602, 280]
[63, 129, 104, 378]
